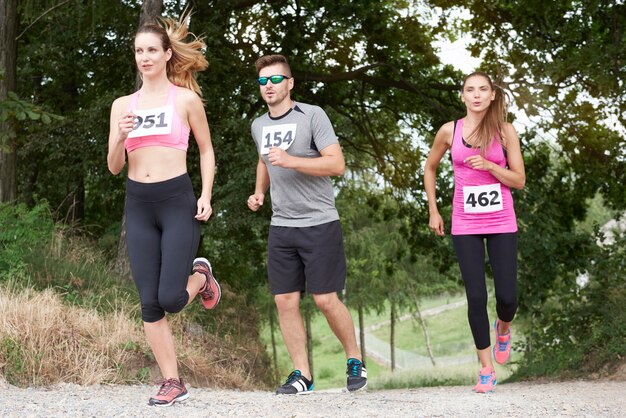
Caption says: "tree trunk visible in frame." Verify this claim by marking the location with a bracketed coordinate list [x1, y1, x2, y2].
[0, 0, 18, 203]
[390, 301, 396, 371]
[358, 304, 366, 365]
[65, 177, 85, 225]
[140, 0, 163, 26]
[269, 301, 279, 385]
[304, 303, 314, 380]
[114, 0, 163, 280]
[414, 300, 436, 367]
[136, 0, 163, 89]
[113, 212, 132, 279]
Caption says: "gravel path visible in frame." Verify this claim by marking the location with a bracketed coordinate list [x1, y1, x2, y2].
[1, 380, 624, 417]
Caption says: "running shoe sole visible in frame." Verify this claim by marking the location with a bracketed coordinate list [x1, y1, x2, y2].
[150, 392, 189, 407]
[473, 382, 497, 393]
[193, 257, 221, 309]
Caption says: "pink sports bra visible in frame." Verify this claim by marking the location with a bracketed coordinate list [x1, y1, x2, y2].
[124, 84, 190, 153]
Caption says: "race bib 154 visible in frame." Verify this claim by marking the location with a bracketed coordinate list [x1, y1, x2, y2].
[260, 124, 297, 154]
[463, 183, 503, 213]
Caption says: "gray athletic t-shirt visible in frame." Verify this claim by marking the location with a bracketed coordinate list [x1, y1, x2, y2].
[251, 102, 340, 227]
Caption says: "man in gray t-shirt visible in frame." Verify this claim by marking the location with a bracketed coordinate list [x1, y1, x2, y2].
[251, 101, 339, 226]
[247, 54, 367, 394]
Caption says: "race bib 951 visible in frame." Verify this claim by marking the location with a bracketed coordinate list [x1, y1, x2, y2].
[127, 105, 174, 138]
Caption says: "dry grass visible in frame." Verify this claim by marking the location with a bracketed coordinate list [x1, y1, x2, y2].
[0, 284, 141, 386]
[0, 284, 268, 389]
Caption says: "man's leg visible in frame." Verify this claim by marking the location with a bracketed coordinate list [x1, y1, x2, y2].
[312, 292, 360, 360]
[275, 291, 311, 380]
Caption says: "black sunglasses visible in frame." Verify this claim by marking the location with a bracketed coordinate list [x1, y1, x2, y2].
[257, 75, 291, 86]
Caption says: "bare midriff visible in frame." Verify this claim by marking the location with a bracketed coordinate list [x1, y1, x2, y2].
[127, 146, 187, 183]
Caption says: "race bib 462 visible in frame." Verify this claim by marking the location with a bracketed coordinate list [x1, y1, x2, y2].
[463, 183, 503, 213]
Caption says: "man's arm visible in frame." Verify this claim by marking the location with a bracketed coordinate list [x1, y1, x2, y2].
[266, 143, 345, 177]
[247, 156, 270, 211]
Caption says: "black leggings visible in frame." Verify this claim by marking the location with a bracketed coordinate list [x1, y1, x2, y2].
[452, 233, 518, 350]
[125, 173, 200, 322]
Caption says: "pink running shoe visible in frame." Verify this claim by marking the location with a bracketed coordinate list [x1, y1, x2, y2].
[148, 378, 189, 406]
[493, 319, 512, 364]
[473, 367, 497, 393]
[193, 257, 221, 309]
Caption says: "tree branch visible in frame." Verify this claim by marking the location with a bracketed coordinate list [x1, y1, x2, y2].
[293, 63, 460, 93]
[16, 0, 72, 40]
[227, 0, 288, 10]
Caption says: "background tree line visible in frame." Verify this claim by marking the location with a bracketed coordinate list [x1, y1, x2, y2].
[1, 0, 624, 380]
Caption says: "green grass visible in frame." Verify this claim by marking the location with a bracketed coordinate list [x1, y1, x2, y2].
[357, 294, 465, 328]
[370, 361, 517, 390]
[370, 299, 473, 357]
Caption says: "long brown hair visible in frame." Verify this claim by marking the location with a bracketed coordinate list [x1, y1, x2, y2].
[135, 10, 208, 96]
[463, 72, 509, 153]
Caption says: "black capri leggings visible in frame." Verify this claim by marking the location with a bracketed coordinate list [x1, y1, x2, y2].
[452, 233, 518, 350]
[125, 173, 200, 322]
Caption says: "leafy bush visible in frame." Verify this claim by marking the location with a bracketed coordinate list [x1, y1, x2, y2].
[0, 202, 54, 278]
[516, 227, 625, 377]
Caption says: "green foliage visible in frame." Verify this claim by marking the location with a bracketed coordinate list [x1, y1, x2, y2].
[0, 202, 139, 315]
[0, 89, 62, 151]
[338, 180, 458, 319]
[517, 228, 626, 377]
[0, 337, 25, 385]
[0, 202, 54, 275]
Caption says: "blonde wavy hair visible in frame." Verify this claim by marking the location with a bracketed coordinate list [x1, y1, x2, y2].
[135, 10, 208, 96]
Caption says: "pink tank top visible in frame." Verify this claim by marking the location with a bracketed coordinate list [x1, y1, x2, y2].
[124, 84, 190, 153]
[451, 118, 517, 235]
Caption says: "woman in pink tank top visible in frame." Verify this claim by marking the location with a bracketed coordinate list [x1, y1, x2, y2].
[424, 72, 526, 393]
[106, 11, 221, 406]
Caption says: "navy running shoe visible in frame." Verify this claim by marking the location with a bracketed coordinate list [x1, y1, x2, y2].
[276, 370, 314, 395]
[346, 358, 367, 391]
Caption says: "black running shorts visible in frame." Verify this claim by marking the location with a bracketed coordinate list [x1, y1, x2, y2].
[267, 220, 347, 295]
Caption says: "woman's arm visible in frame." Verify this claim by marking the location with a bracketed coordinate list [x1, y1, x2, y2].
[187, 92, 215, 221]
[424, 121, 454, 237]
[107, 97, 133, 175]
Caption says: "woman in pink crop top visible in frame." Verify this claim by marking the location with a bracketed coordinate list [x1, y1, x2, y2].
[106, 11, 221, 407]
[424, 72, 526, 393]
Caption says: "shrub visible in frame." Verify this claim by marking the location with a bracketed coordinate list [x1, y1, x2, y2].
[516, 228, 626, 377]
[0, 202, 54, 278]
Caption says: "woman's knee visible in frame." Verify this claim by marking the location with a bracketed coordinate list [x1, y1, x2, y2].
[159, 292, 188, 314]
[141, 302, 165, 323]
[496, 294, 518, 319]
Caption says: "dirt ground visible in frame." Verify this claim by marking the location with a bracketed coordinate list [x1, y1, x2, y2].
[0, 377, 624, 417]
